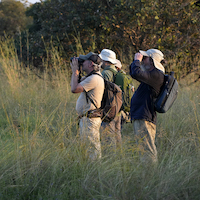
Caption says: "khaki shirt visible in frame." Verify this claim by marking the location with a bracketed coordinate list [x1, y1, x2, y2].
[76, 72, 104, 116]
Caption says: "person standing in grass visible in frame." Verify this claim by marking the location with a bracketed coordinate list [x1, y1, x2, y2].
[129, 49, 165, 163]
[99, 49, 122, 150]
[115, 59, 135, 127]
[70, 52, 104, 160]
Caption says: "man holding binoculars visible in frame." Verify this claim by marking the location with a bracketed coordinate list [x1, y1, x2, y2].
[70, 52, 104, 160]
[130, 49, 165, 164]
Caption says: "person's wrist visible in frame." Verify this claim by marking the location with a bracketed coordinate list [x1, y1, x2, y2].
[134, 60, 141, 66]
[72, 70, 79, 76]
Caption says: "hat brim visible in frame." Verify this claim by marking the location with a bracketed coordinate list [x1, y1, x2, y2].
[139, 50, 149, 57]
[79, 55, 88, 60]
[99, 54, 117, 64]
[79, 52, 95, 61]
[153, 60, 165, 73]
[139, 50, 165, 73]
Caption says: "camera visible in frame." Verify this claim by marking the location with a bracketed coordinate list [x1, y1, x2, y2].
[70, 57, 84, 65]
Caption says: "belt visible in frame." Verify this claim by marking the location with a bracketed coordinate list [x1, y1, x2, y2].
[78, 109, 103, 119]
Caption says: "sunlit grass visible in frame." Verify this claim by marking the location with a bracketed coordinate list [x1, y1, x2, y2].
[0, 38, 200, 199]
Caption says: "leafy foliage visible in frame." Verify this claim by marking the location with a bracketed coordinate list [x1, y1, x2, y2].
[1, 0, 200, 77]
[0, 0, 32, 36]
[25, 0, 200, 73]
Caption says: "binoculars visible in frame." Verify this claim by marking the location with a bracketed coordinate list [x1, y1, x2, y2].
[70, 57, 84, 65]
[70, 57, 83, 83]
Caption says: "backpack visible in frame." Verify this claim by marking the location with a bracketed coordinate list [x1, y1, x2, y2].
[85, 73, 123, 122]
[108, 68, 134, 112]
[154, 72, 178, 113]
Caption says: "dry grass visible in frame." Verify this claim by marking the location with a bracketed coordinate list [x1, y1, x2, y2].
[0, 39, 200, 199]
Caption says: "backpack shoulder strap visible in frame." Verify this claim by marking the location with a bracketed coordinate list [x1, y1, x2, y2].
[86, 71, 104, 79]
[85, 72, 104, 109]
[85, 92, 98, 109]
[92, 72, 104, 79]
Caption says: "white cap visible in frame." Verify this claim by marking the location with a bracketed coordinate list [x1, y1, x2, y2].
[139, 49, 165, 73]
[99, 49, 117, 64]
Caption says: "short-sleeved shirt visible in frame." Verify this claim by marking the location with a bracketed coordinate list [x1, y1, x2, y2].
[76, 72, 104, 116]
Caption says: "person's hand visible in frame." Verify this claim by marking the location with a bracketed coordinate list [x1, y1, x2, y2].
[134, 52, 143, 62]
[70, 57, 79, 74]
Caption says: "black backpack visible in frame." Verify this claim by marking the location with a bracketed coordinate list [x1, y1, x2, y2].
[85, 73, 123, 122]
[154, 72, 178, 113]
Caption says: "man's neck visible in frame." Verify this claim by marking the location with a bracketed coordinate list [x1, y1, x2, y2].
[85, 68, 94, 75]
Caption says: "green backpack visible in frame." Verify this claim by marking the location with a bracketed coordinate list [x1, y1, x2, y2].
[108, 68, 134, 112]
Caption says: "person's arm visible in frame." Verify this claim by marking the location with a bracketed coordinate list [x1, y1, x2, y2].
[130, 53, 142, 78]
[70, 58, 84, 93]
[130, 53, 162, 87]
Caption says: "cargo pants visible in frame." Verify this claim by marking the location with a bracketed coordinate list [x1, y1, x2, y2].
[79, 116, 102, 160]
[133, 120, 157, 163]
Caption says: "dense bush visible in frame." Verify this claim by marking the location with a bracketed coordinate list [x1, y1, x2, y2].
[0, 0, 32, 36]
[1, 0, 200, 77]
[24, 0, 200, 73]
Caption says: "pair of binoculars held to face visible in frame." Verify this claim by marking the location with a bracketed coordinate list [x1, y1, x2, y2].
[70, 57, 84, 66]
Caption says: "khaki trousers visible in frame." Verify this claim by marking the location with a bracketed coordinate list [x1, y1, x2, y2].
[79, 117, 102, 160]
[101, 114, 122, 152]
[133, 120, 157, 163]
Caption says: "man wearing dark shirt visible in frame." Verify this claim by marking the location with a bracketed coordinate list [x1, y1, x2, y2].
[129, 49, 165, 163]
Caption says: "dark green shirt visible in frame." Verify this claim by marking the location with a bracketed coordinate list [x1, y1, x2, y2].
[101, 65, 117, 82]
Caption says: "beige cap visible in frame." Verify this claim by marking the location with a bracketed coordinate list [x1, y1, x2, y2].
[139, 49, 165, 73]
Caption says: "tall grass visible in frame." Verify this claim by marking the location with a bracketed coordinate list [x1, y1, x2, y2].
[0, 38, 200, 200]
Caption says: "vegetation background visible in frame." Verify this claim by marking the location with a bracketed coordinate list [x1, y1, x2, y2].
[0, 0, 200, 199]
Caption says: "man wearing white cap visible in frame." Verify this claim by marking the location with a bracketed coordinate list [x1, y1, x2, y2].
[99, 49, 122, 151]
[129, 49, 165, 163]
[100, 49, 118, 81]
